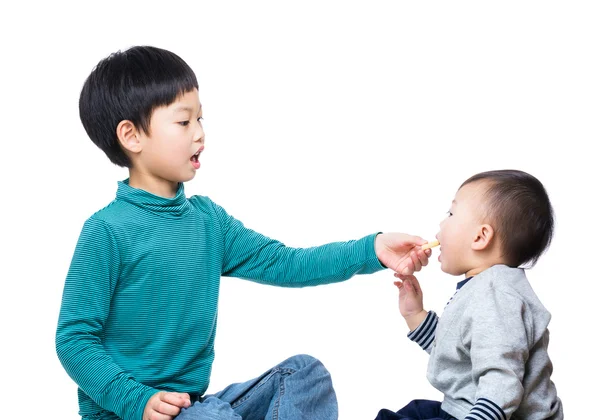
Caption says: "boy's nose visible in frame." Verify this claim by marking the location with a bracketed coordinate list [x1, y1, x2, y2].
[194, 126, 205, 143]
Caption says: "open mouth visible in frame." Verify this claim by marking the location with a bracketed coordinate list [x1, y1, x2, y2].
[191, 148, 202, 162]
[190, 147, 203, 169]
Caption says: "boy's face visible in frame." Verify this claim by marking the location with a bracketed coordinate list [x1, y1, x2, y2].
[436, 181, 489, 276]
[136, 89, 204, 187]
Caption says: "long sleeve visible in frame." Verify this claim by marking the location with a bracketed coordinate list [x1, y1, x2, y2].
[462, 288, 529, 420]
[407, 311, 438, 354]
[421, 267, 561, 420]
[212, 201, 385, 286]
[56, 218, 157, 420]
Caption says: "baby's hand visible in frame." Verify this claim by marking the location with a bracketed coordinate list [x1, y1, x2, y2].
[394, 274, 428, 331]
[143, 391, 191, 420]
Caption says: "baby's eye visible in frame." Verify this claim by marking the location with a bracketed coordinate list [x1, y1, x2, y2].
[178, 121, 190, 126]
[197, 116, 204, 123]
[446, 211, 453, 217]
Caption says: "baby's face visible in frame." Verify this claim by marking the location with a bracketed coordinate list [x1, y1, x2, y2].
[436, 181, 489, 276]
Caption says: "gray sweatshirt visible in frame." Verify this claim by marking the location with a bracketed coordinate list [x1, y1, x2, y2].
[408, 265, 563, 420]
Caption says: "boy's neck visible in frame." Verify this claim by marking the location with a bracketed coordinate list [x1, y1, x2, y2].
[465, 265, 491, 278]
[464, 258, 508, 278]
[463, 241, 510, 278]
[128, 170, 179, 198]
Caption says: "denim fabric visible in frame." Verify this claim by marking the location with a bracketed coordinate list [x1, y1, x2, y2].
[176, 354, 337, 420]
[176, 397, 241, 419]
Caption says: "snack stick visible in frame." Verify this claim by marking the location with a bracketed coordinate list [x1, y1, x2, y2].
[421, 240, 440, 250]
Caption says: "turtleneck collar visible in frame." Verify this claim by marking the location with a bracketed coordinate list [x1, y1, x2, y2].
[116, 179, 191, 218]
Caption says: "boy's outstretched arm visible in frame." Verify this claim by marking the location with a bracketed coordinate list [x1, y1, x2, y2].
[209, 198, 431, 286]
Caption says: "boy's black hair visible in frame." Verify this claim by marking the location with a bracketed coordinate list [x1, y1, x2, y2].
[79, 46, 199, 167]
[461, 169, 554, 268]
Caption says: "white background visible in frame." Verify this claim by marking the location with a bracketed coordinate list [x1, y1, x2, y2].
[1, 1, 598, 418]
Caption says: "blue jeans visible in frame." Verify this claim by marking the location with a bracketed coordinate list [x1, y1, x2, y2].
[175, 354, 338, 420]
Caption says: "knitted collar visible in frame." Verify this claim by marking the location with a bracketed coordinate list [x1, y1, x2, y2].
[116, 179, 191, 218]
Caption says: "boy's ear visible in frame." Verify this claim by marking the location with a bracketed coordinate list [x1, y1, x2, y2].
[116, 120, 143, 154]
[472, 224, 494, 251]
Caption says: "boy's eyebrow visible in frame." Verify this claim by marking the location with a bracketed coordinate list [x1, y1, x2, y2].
[173, 105, 202, 113]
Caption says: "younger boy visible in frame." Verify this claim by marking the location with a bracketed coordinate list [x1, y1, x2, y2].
[56, 45, 431, 420]
[377, 170, 563, 420]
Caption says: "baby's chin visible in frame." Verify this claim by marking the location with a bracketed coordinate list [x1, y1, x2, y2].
[440, 263, 468, 277]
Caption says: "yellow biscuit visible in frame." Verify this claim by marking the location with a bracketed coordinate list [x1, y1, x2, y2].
[421, 240, 440, 250]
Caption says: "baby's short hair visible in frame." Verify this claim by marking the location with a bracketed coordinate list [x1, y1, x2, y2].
[461, 170, 554, 268]
[79, 46, 199, 167]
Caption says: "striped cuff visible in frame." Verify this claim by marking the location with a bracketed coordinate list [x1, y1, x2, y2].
[407, 311, 438, 352]
[465, 398, 507, 420]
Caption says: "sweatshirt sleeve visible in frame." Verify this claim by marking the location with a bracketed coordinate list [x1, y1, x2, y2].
[56, 218, 157, 420]
[407, 311, 438, 354]
[211, 201, 385, 286]
[462, 287, 529, 420]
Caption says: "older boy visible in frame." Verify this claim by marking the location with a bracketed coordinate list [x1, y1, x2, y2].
[56, 45, 431, 420]
[378, 170, 563, 420]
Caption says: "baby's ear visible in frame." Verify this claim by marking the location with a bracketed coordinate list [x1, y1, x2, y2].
[472, 224, 494, 251]
[116, 120, 142, 154]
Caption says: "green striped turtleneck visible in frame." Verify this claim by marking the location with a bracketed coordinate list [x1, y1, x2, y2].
[56, 179, 384, 420]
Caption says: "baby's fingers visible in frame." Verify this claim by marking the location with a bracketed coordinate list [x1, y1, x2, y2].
[408, 275, 423, 295]
[394, 273, 417, 282]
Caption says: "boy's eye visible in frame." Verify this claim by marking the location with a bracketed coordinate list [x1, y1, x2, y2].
[178, 121, 190, 126]
[447, 211, 453, 217]
[197, 116, 204, 123]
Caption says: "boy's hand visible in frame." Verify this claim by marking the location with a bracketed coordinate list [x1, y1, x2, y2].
[394, 274, 428, 331]
[375, 233, 431, 275]
[143, 391, 191, 420]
